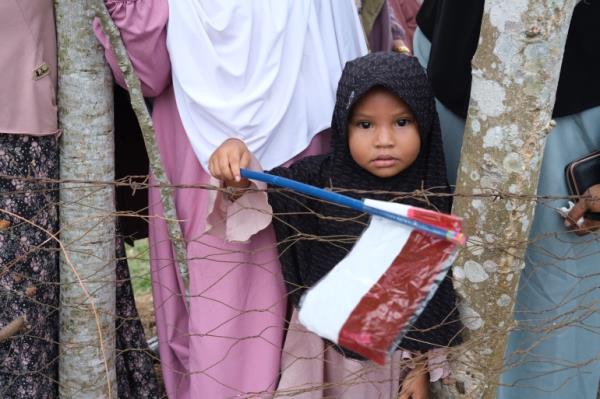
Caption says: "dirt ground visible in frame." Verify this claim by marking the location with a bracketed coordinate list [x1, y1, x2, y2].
[135, 292, 156, 339]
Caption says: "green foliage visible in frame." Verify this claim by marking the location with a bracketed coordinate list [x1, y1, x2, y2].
[126, 239, 152, 297]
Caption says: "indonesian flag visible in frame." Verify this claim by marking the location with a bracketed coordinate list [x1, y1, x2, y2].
[298, 199, 461, 365]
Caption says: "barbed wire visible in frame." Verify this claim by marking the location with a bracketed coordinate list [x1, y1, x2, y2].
[1, 175, 599, 398]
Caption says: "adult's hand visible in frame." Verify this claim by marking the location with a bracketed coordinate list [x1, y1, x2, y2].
[393, 39, 411, 55]
[566, 184, 600, 235]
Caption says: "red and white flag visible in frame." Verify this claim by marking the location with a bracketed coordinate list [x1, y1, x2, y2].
[298, 199, 461, 365]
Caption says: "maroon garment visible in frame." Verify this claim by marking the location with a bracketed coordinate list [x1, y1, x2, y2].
[389, 0, 421, 51]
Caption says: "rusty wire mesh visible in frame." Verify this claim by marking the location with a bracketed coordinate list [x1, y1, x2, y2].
[1, 173, 599, 398]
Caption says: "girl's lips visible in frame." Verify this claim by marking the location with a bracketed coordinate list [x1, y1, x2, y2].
[371, 156, 399, 168]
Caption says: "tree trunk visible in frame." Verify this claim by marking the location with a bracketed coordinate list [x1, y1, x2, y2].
[437, 1, 577, 397]
[55, 1, 117, 397]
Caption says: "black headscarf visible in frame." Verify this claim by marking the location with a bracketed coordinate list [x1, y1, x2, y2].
[268, 52, 462, 353]
[416, 0, 600, 119]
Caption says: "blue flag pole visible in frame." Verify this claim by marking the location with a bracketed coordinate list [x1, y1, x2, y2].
[240, 168, 465, 246]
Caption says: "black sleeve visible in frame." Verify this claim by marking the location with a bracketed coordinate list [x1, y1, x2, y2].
[416, 0, 484, 118]
[266, 155, 329, 306]
[399, 272, 463, 352]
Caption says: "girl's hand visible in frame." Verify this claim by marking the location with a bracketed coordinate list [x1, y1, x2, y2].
[399, 363, 429, 399]
[209, 139, 251, 187]
[567, 184, 600, 235]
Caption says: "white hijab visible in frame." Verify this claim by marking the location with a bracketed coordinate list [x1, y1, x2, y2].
[167, 0, 367, 171]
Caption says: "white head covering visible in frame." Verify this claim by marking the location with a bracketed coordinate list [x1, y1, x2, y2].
[167, 0, 368, 171]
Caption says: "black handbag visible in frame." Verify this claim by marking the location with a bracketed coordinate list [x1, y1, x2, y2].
[564, 150, 600, 220]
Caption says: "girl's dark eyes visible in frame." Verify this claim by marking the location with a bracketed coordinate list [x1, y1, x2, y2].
[353, 118, 413, 129]
[395, 118, 411, 127]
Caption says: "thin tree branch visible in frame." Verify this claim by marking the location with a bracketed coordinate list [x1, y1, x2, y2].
[0, 316, 26, 343]
[93, 2, 189, 295]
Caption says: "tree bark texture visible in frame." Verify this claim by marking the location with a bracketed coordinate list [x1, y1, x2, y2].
[55, 1, 117, 397]
[93, 1, 189, 291]
[438, 1, 578, 398]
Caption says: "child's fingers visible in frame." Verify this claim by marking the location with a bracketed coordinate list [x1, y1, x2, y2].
[227, 147, 251, 182]
[219, 155, 235, 182]
[229, 153, 242, 182]
[209, 139, 251, 182]
[240, 150, 251, 170]
[210, 155, 225, 180]
[208, 156, 217, 178]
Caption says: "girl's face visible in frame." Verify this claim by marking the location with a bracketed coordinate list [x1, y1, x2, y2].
[348, 88, 421, 178]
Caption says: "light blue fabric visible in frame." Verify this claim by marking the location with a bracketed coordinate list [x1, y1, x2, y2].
[413, 28, 465, 188]
[414, 27, 600, 398]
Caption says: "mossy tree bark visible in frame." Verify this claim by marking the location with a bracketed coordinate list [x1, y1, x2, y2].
[55, 1, 117, 397]
[433, 1, 578, 397]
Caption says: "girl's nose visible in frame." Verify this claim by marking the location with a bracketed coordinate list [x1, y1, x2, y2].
[374, 127, 394, 147]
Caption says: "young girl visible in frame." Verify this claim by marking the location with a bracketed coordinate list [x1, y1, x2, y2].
[209, 53, 462, 398]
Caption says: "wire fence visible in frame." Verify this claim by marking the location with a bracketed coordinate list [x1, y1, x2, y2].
[1, 173, 599, 398]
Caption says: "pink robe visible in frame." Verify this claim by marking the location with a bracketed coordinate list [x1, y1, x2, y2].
[207, 169, 450, 399]
[94, 1, 322, 397]
[95, 1, 445, 397]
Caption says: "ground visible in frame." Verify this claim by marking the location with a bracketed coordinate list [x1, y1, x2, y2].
[126, 239, 166, 395]
[126, 239, 155, 337]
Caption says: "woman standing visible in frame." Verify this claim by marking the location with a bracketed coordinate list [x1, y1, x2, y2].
[0, 2, 61, 397]
[95, 1, 367, 397]
[414, 1, 600, 397]
[356, 0, 412, 53]
[388, 0, 422, 53]
[0, 1, 158, 397]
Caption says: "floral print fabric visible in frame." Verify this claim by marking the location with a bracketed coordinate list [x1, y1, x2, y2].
[0, 134, 158, 398]
[0, 134, 60, 398]
[115, 235, 160, 398]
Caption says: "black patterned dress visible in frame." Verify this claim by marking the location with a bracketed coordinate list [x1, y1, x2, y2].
[0, 133, 159, 398]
